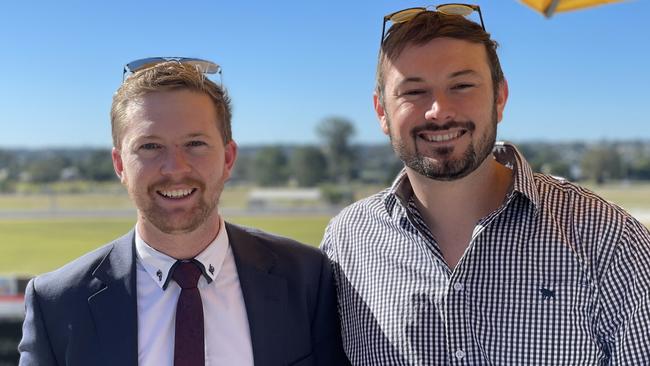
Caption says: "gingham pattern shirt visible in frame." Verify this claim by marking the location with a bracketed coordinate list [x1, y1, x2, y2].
[322, 142, 650, 365]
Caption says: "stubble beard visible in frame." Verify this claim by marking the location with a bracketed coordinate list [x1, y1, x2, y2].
[131, 177, 224, 235]
[388, 105, 498, 181]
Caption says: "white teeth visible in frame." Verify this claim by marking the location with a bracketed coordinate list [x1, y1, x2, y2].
[421, 131, 462, 142]
[160, 189, 193, 198]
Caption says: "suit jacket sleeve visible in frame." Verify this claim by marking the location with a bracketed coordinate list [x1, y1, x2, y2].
[19, 278, 58, 366]
[312, 253, 350, 365]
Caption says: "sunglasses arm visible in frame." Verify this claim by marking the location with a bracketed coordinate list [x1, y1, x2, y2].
[477, 8, 486, 30]
[380, 18, 389, 48]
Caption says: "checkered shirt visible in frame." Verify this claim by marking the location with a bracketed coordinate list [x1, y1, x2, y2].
[321, 142, 650, 365]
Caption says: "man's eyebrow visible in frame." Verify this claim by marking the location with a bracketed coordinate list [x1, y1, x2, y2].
[395, 76, 426, 88]
[395, 70, 480, 87]
[449, 69, 479, 78]
[133, 135, 161, 141]
[185, 132, 209, 138]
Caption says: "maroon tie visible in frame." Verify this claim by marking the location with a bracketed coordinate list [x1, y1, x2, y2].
[172, 261, 205, 366]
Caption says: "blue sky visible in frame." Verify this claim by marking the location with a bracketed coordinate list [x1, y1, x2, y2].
[0, 0, 647, 148]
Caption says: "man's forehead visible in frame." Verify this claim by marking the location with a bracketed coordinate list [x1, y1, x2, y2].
[119, 92, 219, 142]
[124, 91, 215, 119]
[384, 38, 489, 82]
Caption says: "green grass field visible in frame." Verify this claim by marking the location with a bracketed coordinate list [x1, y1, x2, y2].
[0, 185, 252, 211]
[1, 182, 648, 276]
[583, 182, 650, 210]
[0, 216, 331, 275]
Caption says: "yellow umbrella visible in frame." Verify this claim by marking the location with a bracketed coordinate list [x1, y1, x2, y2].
[520, 0, 626, 17]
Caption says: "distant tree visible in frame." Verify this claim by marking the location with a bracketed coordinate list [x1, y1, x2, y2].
[581, 145, 624, 184]
[629, 156, 650, 180]
[79, 150, 116, 181]
[317, 117, 357, 183]
[26, 155, 69, 183]
[522, 145, 570, 179]
[252, 146, 289, 186]
[230, 153, 253, 183]
[290, 146, 328, 187]
[0, 150, 18, 191]
[0, 150, 16, 170]
[542, 161, 572, 179]
[385, 158, 405, 185]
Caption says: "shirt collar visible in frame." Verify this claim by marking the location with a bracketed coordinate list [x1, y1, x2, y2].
[493, 141, 541, 211]
[135, 217, 230, 290]
[384, 141, 541, 214]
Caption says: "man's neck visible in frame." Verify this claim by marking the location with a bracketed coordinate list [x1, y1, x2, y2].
[136, 213, 222, 260]
[407, 156, 513, 268]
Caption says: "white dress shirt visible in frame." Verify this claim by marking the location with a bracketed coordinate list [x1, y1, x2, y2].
[134, 218, 254, 366]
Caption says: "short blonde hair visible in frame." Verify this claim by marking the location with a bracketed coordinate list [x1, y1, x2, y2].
[111, 61, 232, 148]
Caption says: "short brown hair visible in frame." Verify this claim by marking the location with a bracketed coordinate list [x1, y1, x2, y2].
[111, 61, 232, 148]
[376, 11, 504, 103]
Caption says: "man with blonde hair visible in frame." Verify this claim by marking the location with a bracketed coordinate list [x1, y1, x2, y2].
[322, 5, 650, 365]
[20, 58, 348, 366]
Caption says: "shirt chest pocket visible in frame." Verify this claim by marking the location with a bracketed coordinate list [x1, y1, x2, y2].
[468, 281, 604, 365]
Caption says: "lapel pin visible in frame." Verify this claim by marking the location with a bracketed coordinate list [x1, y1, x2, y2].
[156, 269, 163, 281]
[209, 264, 215, 275]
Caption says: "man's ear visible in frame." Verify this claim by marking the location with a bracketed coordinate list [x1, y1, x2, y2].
[222, 140, 238, 181]
[495, 78, 509, 123]
[374, 92, 390, 135]
[112, 147, 126, 184]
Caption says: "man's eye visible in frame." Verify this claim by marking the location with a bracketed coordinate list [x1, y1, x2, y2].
[402, 89, 426, 96]
[452, 83, 475, 90]
[140, 143, 161, 150]
[187, 140, 207, 147]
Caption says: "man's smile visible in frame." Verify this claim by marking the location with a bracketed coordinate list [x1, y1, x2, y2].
[417, 129, 468, 143]
[157, 188, 198, 199]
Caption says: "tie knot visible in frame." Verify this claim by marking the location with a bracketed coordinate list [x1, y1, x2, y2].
[172, 261, 202, 289]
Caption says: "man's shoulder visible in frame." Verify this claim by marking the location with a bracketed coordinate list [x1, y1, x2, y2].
[532, 173, 647, 232]
[534, 173, 626, 212]
[329, 188, 391, 226]
[320, 188, 395, 256]
[31, 231, 133, 297]
[225, 222, 324, 263]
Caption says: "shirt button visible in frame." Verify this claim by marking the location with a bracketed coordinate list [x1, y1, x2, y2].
[453, 283, 464, 292]
[455, 349, 466, 360]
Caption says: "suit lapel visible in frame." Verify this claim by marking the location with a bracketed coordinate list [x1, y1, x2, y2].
[226, 223, 288, 366]
[88, 231, 139, 366]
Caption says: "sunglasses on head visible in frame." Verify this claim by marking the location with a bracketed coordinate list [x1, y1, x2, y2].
[381, 3, 485, 46]
[122, 57, 222, 82]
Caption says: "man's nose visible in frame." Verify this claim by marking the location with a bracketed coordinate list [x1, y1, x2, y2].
[424, 94, 456, 123]
[160, 147, 191, 176]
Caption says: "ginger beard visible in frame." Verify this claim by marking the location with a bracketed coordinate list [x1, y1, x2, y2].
[387, 103, 498, 181]
[129, 175, 224, 235]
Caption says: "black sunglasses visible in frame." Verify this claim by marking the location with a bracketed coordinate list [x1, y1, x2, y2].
[381, 3, 485, 46]
[122, 57, 222, 82]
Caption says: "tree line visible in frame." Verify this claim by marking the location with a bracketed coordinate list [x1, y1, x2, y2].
[1, 117, 650, 193]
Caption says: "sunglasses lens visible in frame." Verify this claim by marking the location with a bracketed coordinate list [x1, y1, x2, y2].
[126, 58, 220, 75]
[437, 4, 474, 16]
[126, 58, 163, 73]
[191, 61, 220, 74]
[389, 8, 426, 23]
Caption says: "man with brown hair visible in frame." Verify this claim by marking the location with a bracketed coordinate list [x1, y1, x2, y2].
[19, 59, 348, 366]
[322, 5, 650, 365]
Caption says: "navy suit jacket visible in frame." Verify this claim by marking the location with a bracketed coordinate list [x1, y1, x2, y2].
[18, 222, 349, 366]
